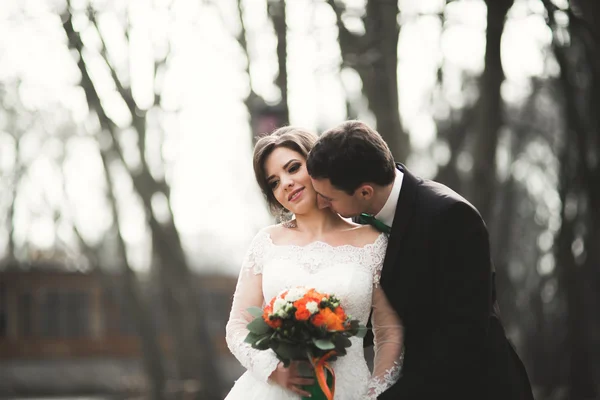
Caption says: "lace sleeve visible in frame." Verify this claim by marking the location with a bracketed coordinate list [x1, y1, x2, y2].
[369, 233, 388, 288]
[366, 259, 404, 398]
[225, 231, 280, 382]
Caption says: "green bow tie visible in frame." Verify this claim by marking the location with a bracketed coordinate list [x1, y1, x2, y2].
[358, 213, 391, 234]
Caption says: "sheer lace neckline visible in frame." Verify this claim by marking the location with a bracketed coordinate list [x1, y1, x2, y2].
[264, 231, 387, 250]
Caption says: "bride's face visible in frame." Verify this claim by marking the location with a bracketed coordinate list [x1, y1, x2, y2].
[264, 147, 317, 215]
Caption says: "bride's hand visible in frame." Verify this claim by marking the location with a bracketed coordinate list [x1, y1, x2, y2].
[269, 361, 315, 397]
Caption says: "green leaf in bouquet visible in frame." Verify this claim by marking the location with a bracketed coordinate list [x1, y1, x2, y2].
[247, 317, 271, 335]
[333, 334, 352, 349]
[254, 334, 272, 350]
[274, 342, 305, 361]
[356, 324, 368, 338]
[346, 320, 368, 338]
[312, 338, 335, 350]
[334, 347, 347, 357]
[247, 306, 264, 318]
[278, 355, 292, 368]
[244, 332, 262, 345]
[345, 320, 357, 335]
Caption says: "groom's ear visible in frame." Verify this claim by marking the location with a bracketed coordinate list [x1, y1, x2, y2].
[357, 185, 374, 200]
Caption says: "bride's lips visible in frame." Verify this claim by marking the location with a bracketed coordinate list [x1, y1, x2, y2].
[288, 187, 305, 202]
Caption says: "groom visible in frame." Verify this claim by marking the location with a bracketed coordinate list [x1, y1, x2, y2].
[306, 121, 534, 400]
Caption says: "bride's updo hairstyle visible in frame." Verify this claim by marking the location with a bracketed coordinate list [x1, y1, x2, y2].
[253, 127, 317, 217]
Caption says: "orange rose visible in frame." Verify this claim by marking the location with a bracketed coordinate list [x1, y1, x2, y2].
[292, 298, 311, 321]
[312, 308, 344, 331]
[294, 298, 308, 308]
[334, 306, 346, 321]
[305, 289, 324, 303]
[266, 318, 282, 328]
[263, 305, 272, 317]
[263, 305, 273, 323]
[295, 307, 311, 321]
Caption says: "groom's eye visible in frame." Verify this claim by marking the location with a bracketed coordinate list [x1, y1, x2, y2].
[319, 194, 332, 202]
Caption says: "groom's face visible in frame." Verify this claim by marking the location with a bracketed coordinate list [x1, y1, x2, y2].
[310, 178, 364, 218]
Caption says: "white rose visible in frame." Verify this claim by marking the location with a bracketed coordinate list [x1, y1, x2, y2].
[285, 287, 306, 303]
[273, 298, 289, 317]
[306, 301, 319, 314]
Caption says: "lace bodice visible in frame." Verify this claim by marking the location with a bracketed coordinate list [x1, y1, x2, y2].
[225, 228, 404, 400]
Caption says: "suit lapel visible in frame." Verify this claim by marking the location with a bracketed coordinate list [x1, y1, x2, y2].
[380, 163, 420, 287]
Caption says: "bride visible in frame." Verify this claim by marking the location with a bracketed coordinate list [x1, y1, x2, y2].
[224, 127, 404, 399]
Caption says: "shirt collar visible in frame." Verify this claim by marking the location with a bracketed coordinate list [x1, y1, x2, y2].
[374, 169, 404, 227]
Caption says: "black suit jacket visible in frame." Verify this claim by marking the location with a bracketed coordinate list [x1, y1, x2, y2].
[370, 164, 534, 400]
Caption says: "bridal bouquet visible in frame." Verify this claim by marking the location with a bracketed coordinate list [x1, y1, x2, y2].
[245, 287, 367, 400]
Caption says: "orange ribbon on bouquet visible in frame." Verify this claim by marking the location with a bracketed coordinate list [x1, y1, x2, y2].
[312, 351, 336, 400]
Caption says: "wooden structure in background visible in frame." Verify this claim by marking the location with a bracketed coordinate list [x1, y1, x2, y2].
[0, 269, 236, 360]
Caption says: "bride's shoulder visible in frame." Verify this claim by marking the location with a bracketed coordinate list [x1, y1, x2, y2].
[259, 221, 295, 241]
[349, 224, 384, 247]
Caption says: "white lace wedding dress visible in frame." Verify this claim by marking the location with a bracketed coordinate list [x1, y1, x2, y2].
[224, 228, 404, 399]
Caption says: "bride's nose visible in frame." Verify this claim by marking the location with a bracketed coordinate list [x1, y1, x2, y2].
[282, 176, 294, 190]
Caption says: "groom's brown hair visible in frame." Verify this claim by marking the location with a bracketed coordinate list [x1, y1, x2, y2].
[307, 121, 396, 194]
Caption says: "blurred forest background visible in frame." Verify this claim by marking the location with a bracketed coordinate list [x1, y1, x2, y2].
[0, 0, 598, 399]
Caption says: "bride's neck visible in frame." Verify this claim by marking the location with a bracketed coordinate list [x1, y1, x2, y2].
[293, 208, 343, 237]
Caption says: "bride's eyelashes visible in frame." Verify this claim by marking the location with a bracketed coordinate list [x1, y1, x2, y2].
[267, 163, 303, 191]
[288, 163, 301, 173]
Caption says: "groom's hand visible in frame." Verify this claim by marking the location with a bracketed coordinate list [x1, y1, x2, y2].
[269, 361, 314, 397]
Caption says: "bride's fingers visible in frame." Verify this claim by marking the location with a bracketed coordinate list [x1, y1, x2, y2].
[288, 377, 315, 386]
[288, 384, 312, 397]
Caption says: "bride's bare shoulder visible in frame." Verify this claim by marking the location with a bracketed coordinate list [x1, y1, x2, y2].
[261, 221, 297, 241]
[351, 224, 383, 246]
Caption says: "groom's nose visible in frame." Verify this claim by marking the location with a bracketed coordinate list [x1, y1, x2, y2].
[317, 196, 331, 209]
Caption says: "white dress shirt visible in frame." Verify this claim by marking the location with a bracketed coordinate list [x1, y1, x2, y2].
[375, 169, 404, 227]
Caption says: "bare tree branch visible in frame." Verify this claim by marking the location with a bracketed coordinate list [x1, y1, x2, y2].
[88, 10, 137, 114]
[325, 0, 364, 62]
[468, 0, 513, 224]
[326, 0, 409, 161]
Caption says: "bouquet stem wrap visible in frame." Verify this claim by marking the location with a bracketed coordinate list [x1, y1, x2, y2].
[303, 351, 336, 400]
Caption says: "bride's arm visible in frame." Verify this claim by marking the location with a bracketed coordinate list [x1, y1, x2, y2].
[366, 281, 404, 398]
[225, 231, 281, 382]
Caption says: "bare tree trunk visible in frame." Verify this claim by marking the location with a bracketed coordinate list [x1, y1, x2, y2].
[362, 0, 406, 161]
[434, 106, 477, 192]
[6, 179, 17, 264]
[569, 1, 600, 322]
[0, 91, 23, 266]
[327, 0, 409, 161]
[61, 7, 223, 398]
[216, 0, 277, 143]
[542, 0, 599, 396]
[99, 152, 167, 400]
[469, 0, 513, 225]
[64, 150, 167, 400]
[268, 0, 290, 125]
[555, 143, 595, 400]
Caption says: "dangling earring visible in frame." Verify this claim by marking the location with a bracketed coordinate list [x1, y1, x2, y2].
[277, 207, 295, 227]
